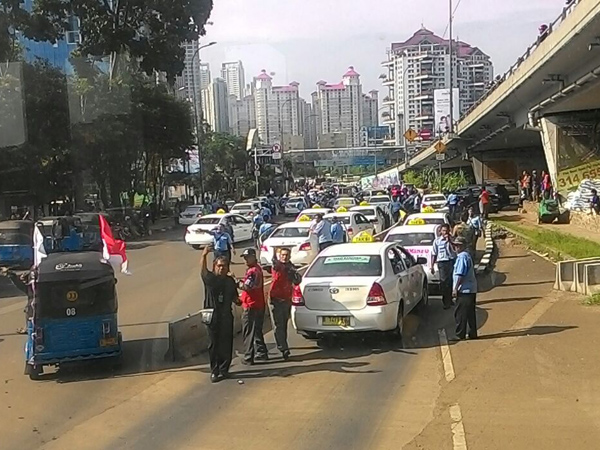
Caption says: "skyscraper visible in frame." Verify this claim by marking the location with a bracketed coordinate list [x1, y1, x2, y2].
[202, 78, 230, 133]
[253, 70, 303, 148]
[221, 61, 245, 101]
[312, 67, 364, 148]
[381, 27, 493, 145]
[362, 90, 379, 128]
[229, 94, 256, 138]
[175, 40, 202, 117]
[199, 62, 211, 90]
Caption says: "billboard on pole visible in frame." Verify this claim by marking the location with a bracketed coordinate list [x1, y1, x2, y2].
[434, 88, 460, 136]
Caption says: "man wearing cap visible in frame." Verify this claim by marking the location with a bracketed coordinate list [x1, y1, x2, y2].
[239, 248, 269, 364]
[452, 237, 478, 340]
[310, 213, 333, 251]
[431, 223, 456, 310]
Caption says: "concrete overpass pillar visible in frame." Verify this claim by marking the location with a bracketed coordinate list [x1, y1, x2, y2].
[471, 156, 484, 185]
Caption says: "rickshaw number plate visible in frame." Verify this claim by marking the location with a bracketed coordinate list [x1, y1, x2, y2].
[66, 290, 78, 302]
[100, 338, 117, 346]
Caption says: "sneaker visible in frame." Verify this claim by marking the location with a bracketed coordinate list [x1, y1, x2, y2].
[282, 351, 291, 361]
[210, 373, 220, 383]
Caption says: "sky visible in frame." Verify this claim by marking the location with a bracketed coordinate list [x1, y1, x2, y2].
[200, 0, 569, 98]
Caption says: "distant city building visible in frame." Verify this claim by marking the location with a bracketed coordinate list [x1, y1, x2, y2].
[302, 100, 318, 149]
[221, 61, 245, 101]
[202, 78, 230, 133]
[229, 94, 256, 138]
[362, 90, 379, 128]
[253, 69, 303, 147]
[312, 67, 364, 148]
[175, 40, 203, 118]
[382, 27, 493, 145]
[199, 62, 211, 90]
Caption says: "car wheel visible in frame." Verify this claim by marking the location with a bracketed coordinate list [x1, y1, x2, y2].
[191, 245, 201, 250]
[26, 364, 43, 380]
[417, 283, 429, 312]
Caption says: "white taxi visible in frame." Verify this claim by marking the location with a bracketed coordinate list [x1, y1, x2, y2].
[324, 211, 374, 241]
[230, 202, 261, 218]
[184, 213, 253, 249]
[179, 205, 204, 226]
[333, 197, 358, 209]
[368, 195, 392, 215]
[284, 197, 308, 216]
[403, 212, 452, 227]
[350, 205, 387, 234]
[259, 221, 318, 267]
[384, 224, 440, 287]
[421, 194, 448, 212]
[291, 242, 429, 339]
[295, 208, 334, 221]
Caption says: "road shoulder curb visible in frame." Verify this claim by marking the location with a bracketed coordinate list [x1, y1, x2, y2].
[476, 221, 495, 275]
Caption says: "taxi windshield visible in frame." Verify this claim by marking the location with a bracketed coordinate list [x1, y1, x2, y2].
[328, 216, 351, 225]
[232, 205, 252, 210]
[306, 255, 382, 277]
[337, 199, 355, 205]
[271, 227, 310, 238]
[386, 233, 435, 246]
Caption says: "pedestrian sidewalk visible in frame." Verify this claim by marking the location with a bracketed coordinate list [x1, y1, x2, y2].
[495, 203, 600, 244]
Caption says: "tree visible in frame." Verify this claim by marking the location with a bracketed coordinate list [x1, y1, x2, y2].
[32, 0, 214, 80]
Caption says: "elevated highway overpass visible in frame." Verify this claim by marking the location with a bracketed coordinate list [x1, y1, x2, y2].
[398, 0, 600, 193]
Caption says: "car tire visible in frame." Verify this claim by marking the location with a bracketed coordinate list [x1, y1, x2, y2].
[191, 245, 202, 250]
[301, 331, 318, 340]
[26, 363, 43, 380]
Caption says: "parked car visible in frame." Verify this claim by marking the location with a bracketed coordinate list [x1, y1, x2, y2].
[259, 221, 319, 268]
[230, 201, 261, 218]
[184, 213, 253, 249]
[421, 194, 448, 212]
[324, 212, 374, 241]
[291, 242, 428, 339]
[179, 205, 204, 226]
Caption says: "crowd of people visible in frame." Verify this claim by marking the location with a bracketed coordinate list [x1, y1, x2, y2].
[519, 170, 554, 203]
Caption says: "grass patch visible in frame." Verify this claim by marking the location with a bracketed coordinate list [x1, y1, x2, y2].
[495, 220, 600, 261]
[583, 293, 600, 306]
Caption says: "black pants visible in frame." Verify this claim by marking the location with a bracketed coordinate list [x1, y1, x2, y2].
[242, 308, 268, 363]
[455, 293, 477, 339]
[392, 211, 400, 224]
[438, 260, 455, 308]
[449, 204, 457, 220]
[270, 300, 291, 353]
[319, 241, 333, 252]
[207, 311, 234, 376]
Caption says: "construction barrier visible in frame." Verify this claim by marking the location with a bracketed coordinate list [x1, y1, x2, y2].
[554, 257, 600, 294]
[584, 263, 600, 296]
[574, 259, 600, 294]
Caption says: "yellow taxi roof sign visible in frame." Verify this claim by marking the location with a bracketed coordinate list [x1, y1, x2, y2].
[352, 231, 375, 243]
[298, 214, 312, 222]
[216, 208, 226, 214]
[422, 206, 436, 213]
[407, 217, 426, 225]
[336, 206, 348, 213]
[313, 204, 321, 209]
[359, 200, 369, 206]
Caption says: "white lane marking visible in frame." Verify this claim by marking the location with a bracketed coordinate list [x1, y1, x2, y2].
[438, 328, 456, 382]
[449, 404, 468, 450]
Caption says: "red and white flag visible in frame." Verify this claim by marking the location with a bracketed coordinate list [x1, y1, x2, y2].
[33, 224, 47, 268]
[99, 214, 131, 275]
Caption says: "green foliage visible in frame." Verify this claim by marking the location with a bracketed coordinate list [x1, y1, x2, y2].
[402, 168, 469, 191]
[31, 0, 214, 80]
[583, 293, 600, 306]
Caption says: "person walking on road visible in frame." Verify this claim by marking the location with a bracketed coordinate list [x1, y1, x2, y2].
[330, 216, 345, 244]
[239, 248, 269, 365]
[310, 213, 333, 251]
[430, 223, 456, 310]
[200, 246, 239, 383]
[269, 247, 302, 360]
[390, 197, 403, 224]
[453, 212, 475, 259]
[467, 206, 484, 254]
[479, 186, 490, 220]
[209, 224, 235, 262]
[446, 191, 460, 221]
[452, 237, 478, 341]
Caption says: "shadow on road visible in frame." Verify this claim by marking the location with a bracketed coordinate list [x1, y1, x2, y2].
[474, 325, 577, 340]
[233, 361, 379, 379]
[478, 296, 542, 305]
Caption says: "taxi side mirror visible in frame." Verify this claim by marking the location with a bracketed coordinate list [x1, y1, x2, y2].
[416, 257, 427, 265]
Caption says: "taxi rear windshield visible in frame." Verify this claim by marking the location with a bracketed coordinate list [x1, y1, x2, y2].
[194, 218, 221, 225]
[271, 228, 310, 238]
[306, 255, 382, 277]
[232, 205, 252, 210]
[0, 230, 31, 244]
[386, 233, 435, 246]
[327, 217, 351, 225]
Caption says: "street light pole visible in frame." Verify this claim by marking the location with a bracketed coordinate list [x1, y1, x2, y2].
[189, 41, 217, 202]
[448, 0, 454, 135]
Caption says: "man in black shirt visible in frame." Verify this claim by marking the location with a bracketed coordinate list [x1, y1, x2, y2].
[201, 246, 239, 383]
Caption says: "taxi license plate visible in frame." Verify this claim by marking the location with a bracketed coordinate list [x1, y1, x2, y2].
[100, 337, 117, 347]
[322, 316, 351, 327]
[195, 230, 204, 234]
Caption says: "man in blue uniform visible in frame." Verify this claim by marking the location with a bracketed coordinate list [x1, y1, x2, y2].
[330, 216, 345, 244]
[209, 224, 235, 262]
[431, 224, 456, 309]
[452, 237, 478, 340]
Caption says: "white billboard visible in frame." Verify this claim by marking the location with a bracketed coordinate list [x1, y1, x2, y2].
[434, 88, 460, 136]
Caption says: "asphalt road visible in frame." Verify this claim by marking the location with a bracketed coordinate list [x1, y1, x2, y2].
[1, 226, 571, 450]
[0, 226, 452, 450]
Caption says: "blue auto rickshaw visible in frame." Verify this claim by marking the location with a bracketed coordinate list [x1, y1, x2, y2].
[0, 220, 34, 269]
[25, 252, 122, 379]
[37, 216, 84, 252]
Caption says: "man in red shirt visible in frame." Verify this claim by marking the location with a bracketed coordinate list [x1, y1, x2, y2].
[479, 185, 490, 220]
[239, 248, 268, 365]
[269, 247, 302, 360]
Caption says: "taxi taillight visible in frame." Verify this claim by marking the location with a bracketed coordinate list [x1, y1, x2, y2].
[367, 283, 387, 306]
[260, 245, 268, 252]
[299, 242, 311, 251]
[292, 285, 305, 306]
